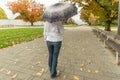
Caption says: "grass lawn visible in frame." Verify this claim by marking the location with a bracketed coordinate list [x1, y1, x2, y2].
[0, 24, 79, 49]
[0, 28, 43, 49]
[91, 25, 118, 34]
[92, 25, 117, 29]
[64, 24, 79, 28]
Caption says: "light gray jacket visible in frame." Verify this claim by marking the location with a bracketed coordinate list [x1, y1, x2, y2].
[44, 21, 64, 42]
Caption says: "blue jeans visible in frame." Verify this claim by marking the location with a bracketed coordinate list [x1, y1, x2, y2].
[46, 41, 62, 78]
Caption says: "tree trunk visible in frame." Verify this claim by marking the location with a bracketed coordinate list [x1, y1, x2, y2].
[88, 22, 91, 26]
[31, 22, 34, 26]
[105, 20, 111, 31]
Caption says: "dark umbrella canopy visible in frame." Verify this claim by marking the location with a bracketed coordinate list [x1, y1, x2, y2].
[42, 2, 77, 23]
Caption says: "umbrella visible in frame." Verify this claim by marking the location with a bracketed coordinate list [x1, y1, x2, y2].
[42, 2, 77, 23]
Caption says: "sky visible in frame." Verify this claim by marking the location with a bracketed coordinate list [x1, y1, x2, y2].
[0, 0, 85, 24]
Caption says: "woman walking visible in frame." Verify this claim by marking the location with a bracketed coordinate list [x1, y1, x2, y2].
[44, 21, 64, 78]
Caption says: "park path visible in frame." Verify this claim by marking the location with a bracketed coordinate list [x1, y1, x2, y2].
[0, 26, 120, 80]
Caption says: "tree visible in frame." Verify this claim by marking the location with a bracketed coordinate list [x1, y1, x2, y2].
[0, 8, 7, 19]
[80, 5, 99, 25]
[66, 0, 119, 31]
[8, 0, 44, 26]
[63, 18, 76, 24]
[67, 18, 75, 24]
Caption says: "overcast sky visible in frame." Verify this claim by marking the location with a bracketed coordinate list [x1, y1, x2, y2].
[0, 0, 84, 24]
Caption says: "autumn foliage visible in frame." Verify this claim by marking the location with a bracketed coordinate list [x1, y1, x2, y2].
[8, 0, 44, 26]
[0, 8, 7, 19]
[65, 0, 119, 31]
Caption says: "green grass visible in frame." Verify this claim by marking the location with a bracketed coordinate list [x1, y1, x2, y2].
[0, 24, 79, 49]
[91, 25, 118, 34]
[0, 28, 43, 49]
[92, 25, 117, 29]
[64, 24, 79, 28]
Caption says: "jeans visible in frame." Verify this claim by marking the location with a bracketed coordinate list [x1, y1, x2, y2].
[46, 41, 62, 78]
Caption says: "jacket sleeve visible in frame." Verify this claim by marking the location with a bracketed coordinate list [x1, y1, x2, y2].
[58, 23, 64, 35]
[44, 22, 47, 41]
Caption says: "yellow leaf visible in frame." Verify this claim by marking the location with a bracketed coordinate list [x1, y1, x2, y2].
[11, 73, 17, 79]
[35, 61, 41, 65]
[87, 69, 91, 73]
[63, 75, 66, 79]
[36, 68, 45, 77]
[73, 75, 79, 80]
[6, 70, 11, 74]
[31, 66, 34, 69]
[0, 68, 5, 72]
[80, 64, 84, 67]
[82, 48, 85, 52]
[40, 68, 45, 72]
[95, 70, 99, 74]
[36, 72, 42, 76]
[80, 68, 83, 71]
[112, 61, 116, 64]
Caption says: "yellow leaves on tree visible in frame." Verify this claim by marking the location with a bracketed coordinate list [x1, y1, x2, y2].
[0, 8, 7, 19]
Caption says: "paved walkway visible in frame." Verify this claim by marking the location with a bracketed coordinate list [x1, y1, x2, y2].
[0, 26, 120, 80]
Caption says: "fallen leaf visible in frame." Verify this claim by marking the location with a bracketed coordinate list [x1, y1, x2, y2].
[87, 59, 91, 64]
[80, 64, 84, 67]
[82, 48, 85, 52]
[112, 61, 116, 64]
[73, 76, 79, 80]
[31, 66, 34, 69]
[11, 73, 17, 79]
[36, 68, 45, 77]
[40, 68, 45, 72]
[80, 68, 83, 71]
[63, 75, 66, 79]
[6, 70, 11, 74]
[87, 69, 91, 73]
[95, 70, 99, 74]
[0, 68, 5, 72]
[35, 61, 41, 65]
[36, 72, 42, 76]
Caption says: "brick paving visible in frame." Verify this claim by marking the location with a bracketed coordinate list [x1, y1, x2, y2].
[0, 26, 120, 80]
